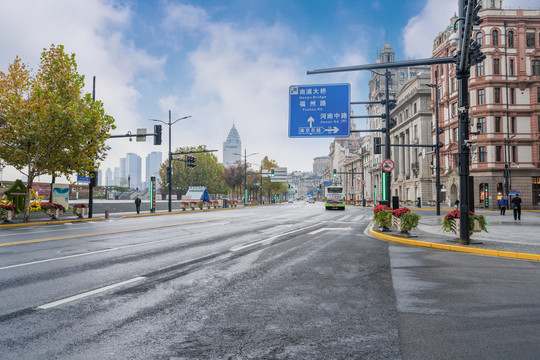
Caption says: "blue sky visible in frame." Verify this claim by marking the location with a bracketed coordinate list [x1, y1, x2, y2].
[0, 0, 536, 182]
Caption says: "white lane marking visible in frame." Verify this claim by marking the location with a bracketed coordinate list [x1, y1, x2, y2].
[353, 215, 366, 222]
[341, 215, 352, 221]
[308, 227, 353, 235]
[230, 223, 322, 252]
[276, 224, 293, 228]
[37, 277, 146, 310]
[0, 224, 240, 271]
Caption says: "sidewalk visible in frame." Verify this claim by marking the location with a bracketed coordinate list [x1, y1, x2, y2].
[370, 207, 540, 261]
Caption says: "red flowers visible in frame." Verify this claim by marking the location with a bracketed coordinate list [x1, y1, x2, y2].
[373, 204, 392, 214]
[40, 202, 64, 211]
[0, 204, 17, 211]
[391, 207, 411, 218]
[445, 209, 476, 220]
[73, 203, 87, 208]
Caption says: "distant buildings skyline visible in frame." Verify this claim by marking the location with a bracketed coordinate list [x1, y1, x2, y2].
[103, 151, 163, 189]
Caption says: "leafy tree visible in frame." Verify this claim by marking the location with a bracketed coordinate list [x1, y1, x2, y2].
[261, 156, 287, 200]
[158, 145, 228, 197]
[222, 164, 244, 199]
[0, 45, 115, 221]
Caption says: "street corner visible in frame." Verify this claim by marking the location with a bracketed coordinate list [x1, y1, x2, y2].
[368, 223, 540, 262]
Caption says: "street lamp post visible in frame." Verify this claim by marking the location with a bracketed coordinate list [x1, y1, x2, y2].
[151, 111, 191, 212]
[234, 150, 258, 206]
[426, 70, 443, 216]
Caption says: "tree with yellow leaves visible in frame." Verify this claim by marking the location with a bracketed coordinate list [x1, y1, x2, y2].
[0, 45, 115, 221]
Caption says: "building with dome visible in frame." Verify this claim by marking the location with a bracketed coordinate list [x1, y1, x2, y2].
[223, 124, 242, 168]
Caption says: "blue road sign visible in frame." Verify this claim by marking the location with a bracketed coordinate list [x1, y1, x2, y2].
[77, 175, 91, 182]
[289, 83, 350, 138]
[323, 181, 332, 186]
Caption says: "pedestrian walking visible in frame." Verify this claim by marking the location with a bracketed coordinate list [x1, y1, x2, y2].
[135, 195, 142, 214]
[499, 196, 508, 216]
[454, 199, 459, 209]
[511, 195, 522, 221]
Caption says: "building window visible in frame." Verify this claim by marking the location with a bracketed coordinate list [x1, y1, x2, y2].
[452, 102, 458, 117]
[493, 58, 500, 75]
[510, 88, 515, 104]
[492, 30, 499, 46]
[533, 60, 540, 76]
[478, 89, 485, 105]
[400, 72, 405, 80]
[509, 59, 514, 76]
[494, 87, 501, 103]
[405, 109, 409, 119]
[508, 31, 514, 48]
[453, 127, 458, 142]
[496, 146, 502, 162]
[477, 61, 484, 76]
[477, 117, 486, 133]
[478, 146, 487, 162]
[511, 117, 516, 133]
[413, 102, 417, 114]
[538, 87, 540, 103]
[439, 86, 443, 99]
[526, 30, 535, 48]
[476, 32, 483, 46]
[512, 146, 517, 163]
[452, 77, 457, 92]
[495, 116, 502, 132]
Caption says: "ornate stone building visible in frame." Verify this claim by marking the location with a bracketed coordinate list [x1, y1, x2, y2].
[431, 0, 540, 209]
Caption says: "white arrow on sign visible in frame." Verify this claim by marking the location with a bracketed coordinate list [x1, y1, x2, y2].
[307, 116, 314, 127]
[324, 126, 339, 134]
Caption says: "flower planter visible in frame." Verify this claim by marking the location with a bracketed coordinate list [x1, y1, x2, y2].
[393, 216, 411, 233]
[2, 210, 14, 222]
[189, 202, 197, 210]
[73, 207, 87, 218]
[46, 208, 63, 219]
[180, 202, 188, 211]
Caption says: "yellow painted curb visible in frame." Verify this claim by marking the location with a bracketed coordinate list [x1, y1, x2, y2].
[369, 223, 540, 261]
[0, 217, 106, 228]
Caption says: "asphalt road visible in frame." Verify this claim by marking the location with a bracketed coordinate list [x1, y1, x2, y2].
[1, 203, 539, 359]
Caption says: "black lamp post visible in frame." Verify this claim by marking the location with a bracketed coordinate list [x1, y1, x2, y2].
[151, 111, 191, 212]
[426, 70, 443, 216]
[234, 150, 258, 206]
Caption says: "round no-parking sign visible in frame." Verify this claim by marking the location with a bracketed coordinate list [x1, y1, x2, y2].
[382, 159, 395, 172]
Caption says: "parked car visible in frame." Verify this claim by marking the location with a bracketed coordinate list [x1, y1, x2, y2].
[288, 198, 294, 203]
[307, 197, 316, 204]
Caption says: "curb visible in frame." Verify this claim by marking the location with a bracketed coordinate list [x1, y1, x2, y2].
[0, 217, 106, 228]
[369, 223, 540, 262]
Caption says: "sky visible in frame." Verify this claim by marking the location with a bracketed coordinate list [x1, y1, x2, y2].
[0, 0, 537, 182]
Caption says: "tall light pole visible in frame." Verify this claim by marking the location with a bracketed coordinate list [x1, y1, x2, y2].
[151, 111, 191, 212]
[426, 70, 443, 215]
[234, 150, 257, 206]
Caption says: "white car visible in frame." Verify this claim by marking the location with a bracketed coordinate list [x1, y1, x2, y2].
[307, 197, 316, 203]
[288, 198, 294, 203]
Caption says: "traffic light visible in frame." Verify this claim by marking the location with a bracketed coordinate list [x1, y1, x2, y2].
[186, 155, 197, 168]
[89, 170, 98, 187]
[374, 137, 381, 154]
[153, 124, 162, 145]
[271, 168, 275, 177]
[333, 169, 337, 178]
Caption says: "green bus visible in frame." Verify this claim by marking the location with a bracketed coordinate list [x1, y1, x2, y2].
[325, 186, 345, 210]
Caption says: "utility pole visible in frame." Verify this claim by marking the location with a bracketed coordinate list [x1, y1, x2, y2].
[88, 76, 96, 218]
[427, 70, 442, 216]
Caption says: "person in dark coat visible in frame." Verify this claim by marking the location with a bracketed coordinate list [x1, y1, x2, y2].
[135, 196, 142, 214]
[511, 195, 522, 221]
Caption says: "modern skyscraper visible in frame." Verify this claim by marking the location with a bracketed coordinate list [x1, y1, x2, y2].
[146, 151, 162, 189]
[105, 168, 113, 187]
[113, 167, 119, 186]
[119, 158, 127, 187]
[223, 124, 241, 168]
[126, 153, 142, 190]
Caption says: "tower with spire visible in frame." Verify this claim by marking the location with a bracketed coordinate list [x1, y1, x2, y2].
[222, 123, 242, 168]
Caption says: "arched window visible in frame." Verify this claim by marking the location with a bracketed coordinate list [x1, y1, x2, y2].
[476, 32, 483, 46]
[508, 30, 514, 48]
[492, 30, 499, 46]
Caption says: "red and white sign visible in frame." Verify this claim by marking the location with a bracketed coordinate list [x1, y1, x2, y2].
[382, 159, 395, 172]
[361, 180, 366, 185]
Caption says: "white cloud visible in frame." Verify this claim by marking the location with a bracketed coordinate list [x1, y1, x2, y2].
[0, 0, 166, 179]
[402, 0, 456, 59]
